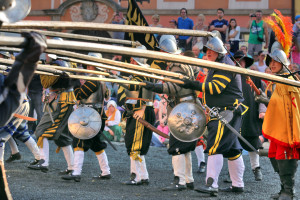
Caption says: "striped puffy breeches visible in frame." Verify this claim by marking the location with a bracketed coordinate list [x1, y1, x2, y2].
[205, 113, 243, 160]
[125, 106, 155, 156]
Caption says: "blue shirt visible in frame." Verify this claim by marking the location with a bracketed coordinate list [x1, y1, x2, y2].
[177, 17, 194, 40]
[210, 19, 229, 42]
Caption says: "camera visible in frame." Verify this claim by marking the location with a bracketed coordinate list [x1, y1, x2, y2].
[250, 14, 257, 17]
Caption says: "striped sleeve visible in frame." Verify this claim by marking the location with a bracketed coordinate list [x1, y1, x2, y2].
[128, 76, 151, 91]
[162, 82, 182, 95]
[74, 80, 99, 100]
[202, 71, 232, 95]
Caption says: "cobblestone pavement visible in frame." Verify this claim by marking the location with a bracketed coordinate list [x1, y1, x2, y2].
[4, 141, 300, 200]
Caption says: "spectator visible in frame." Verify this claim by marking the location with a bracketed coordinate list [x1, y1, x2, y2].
[253, 50, 267, 72]
[102, 100, 122, 142]
[150, 14, 163, 28]
[111, 12, 125, 40]
[150, 14, 163, 40]
[192, 14, 208, 47]
[293, 15, 300, 46]
[224, 42, 232, 57]
[240, 45, 252, 58]
[169, 19, 177, 29]
[177, 8, 194, 51]
[169, 19, 179, 41]
[247, 10, 269, 57]
[227, 18, 240, 53]
[250, 65, 259, 71]
[192, 42, 204, 59]
[209, 8, 229, 43]
[291, 36, 300, 65]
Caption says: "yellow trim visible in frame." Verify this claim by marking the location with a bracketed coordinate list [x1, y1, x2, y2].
[130, 152, 142, 162]
[213, 80, 226, 88]
[209, 121, 222, 155]
[131, 114, 145, 153]
[74, 147, 84, 152]
[213, 74, 231, 82]
[83, 84, 93, 93]
[209, 83, 213, 95]
[241, 104, 249, 116]
[212, 123, 225, 154]
[120, 93, 126, 101]
[95, 150, 104, 155]
[212, 82, 221, 94]
[88, 81, 96, 87]
[202, 76, 208, 106]
[228, 153, 241, 161]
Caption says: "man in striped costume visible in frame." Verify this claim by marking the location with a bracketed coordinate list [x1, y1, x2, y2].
[181, 37, 246, 196]
[61, 53, 111, 182]
[118, 49, 155, 185]
[143, 38, 198, 191]
[30, 58, 79, 174]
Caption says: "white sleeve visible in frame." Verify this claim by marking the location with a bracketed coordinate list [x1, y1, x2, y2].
[107, 110, 121, 126]
[104, 126, 110, 131]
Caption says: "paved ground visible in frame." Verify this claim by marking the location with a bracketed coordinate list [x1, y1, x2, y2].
[3, 141, 300, 200]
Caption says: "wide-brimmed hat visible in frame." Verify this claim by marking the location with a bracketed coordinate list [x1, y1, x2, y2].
[0, 0, 31, 23]
[232, 50, 254, 68]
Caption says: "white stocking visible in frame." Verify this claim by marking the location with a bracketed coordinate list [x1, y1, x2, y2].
[62, 145, 74, 170]
[206, 154, 223, 188]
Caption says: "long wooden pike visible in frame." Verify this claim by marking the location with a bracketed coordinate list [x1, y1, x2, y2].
[0, 46, 186, 79]
[0, 58, 184, 84]
[0, 65, 145, 86]
[1, 21, 216, 38]
[0, 58, 110, 76]
[0, 29, 141, 47]
[0, 36, 299, 87]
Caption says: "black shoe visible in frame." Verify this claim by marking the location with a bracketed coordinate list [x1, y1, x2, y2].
[124, 180, 142, 185]
[28, 159, 45, 168]
[27, 160, 48, 173]
[253, 167, 262, 181]
[123, 173, 141, 185]
[220, 186, 244, 193]
[61, 174, 81, 182]
[186, 182, 194, 190]
[194, 177, 218, 197]
[162, 176, 187, 191]
[270, 184, 283, 199]
[93, 174, 111, 180]
[6, 153, 21, 163]
[141, 179, 149, 185]
[59, 169, 73, 175]
[197, 162, 206, 173]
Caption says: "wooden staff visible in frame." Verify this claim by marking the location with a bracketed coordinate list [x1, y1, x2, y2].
[1, 21, 216, 38]
[0, 58, 110, 76]
[0, 36, 299, 88]
[0, 66, 145, 86]
[0, 57, 184, 84]
[0, 29, 141, 47]
[49, 55, 184, 84]
[0, 46, 186, 79]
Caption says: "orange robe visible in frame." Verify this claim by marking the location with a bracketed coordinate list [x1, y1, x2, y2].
[262, 77, 300, 159]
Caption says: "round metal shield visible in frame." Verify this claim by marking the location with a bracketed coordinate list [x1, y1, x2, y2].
[168, 102, 206, 142]
[0, 0, 31, 23]
[68, 106, 102, 140]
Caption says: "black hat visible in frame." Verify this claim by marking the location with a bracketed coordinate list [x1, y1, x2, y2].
[232, 50, 254, 68]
